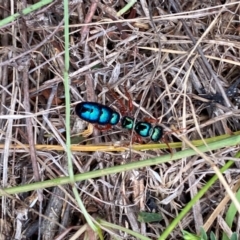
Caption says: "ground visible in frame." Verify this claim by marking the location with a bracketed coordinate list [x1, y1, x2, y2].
[0, 0, 240, 239]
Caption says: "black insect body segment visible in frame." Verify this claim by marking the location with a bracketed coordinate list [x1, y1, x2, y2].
[121, 116, 135, 130]
[150, 126, 163, 142]
[135, 122, 152, 138]
[75, 101, 164, 142]
[75, 102, 120, 125]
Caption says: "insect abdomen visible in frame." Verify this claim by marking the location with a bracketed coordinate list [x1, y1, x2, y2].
[75, 102, 120, 125]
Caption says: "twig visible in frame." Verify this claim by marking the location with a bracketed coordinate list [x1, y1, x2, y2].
[170, 0, 231, 107]
[20, 4, 40, 183]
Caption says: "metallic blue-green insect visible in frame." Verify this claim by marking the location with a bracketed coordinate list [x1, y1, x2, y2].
[76, 102, 163, 142]
[75, 102, 120, 125]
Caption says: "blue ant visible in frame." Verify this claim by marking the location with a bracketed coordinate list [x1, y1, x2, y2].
[75, 87, 165, 144]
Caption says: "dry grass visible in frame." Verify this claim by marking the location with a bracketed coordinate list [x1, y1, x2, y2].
[0, 0, 240, 239]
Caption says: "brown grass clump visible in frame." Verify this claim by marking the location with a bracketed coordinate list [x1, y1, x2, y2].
[0, 0, 240, 239]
